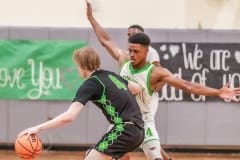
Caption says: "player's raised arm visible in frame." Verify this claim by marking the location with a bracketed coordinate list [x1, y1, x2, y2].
[154, 67, 240, 102]
[86, 1, 128, 66]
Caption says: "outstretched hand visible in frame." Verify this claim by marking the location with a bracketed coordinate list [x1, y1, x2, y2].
[17, 126, 40, 138]
[219, 82, 240, 102]
[86, 0, 93, 20]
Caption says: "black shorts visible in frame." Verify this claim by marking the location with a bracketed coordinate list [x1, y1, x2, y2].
[94, 123, 144, 159]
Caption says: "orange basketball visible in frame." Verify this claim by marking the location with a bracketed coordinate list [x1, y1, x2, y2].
[15, 134, 42, 159]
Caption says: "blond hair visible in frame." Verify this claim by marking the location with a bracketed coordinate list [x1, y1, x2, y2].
[73, 47, 101, 71]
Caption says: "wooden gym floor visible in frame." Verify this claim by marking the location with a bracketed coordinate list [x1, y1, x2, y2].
[1, 150, 240, 160]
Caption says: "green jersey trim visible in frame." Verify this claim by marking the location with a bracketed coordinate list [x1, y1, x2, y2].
[129, 62, 152, 74]
[147, 66, 154, 95]
[91, 75, 125, 152]
[92, 75, 123, 124]
[127, 62, 153, 95]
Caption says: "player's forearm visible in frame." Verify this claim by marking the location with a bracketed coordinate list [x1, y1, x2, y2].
[36, 112, 74, 132]
[183, 81, 221, 97]
[86, 1, 110, 44]
[88, 16, 121, 61]
[88, 16, 111, 46]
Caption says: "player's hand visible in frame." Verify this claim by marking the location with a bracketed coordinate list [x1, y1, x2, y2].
[86, 0, 93, 20]
[219, 82, 240, 102]
[17, 126, 40, 138]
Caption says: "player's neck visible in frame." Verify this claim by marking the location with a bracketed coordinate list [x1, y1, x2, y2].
[132, 60, 148, 69]
[86, 69, 98, 78]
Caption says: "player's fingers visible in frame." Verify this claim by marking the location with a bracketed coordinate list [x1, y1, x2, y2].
[86, 0, 91, 7]
[231, 97, 239, 102]
[86, 1, 93, 15]
[224, 81, 231, 88]
[17, 131, 27, 138]
[233, 88, 240, 92]
[26, 132, 31, 139]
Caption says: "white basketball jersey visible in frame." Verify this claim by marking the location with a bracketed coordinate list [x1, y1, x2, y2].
[120, 61, 159, 118]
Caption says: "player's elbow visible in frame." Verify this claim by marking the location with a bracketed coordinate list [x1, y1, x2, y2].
[61, 113, 75, 124]
[61, 117, 74, 124]
[100, 41, 106, 47]
[99, 35, 111, 46]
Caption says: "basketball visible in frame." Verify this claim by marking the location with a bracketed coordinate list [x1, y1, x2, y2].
[15, 134, 42, 159]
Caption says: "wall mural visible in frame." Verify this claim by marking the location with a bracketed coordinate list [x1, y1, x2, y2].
[152, 42, 240, 101]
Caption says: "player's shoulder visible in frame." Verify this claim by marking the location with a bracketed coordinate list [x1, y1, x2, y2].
[152, 66, 171, 76]
[119, 51, 129, 66]
[95, 69, 122, 79]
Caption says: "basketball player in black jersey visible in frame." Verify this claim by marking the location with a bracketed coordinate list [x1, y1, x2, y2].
[18, 47, 145, 160]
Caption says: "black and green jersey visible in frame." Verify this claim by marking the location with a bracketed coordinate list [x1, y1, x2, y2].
[73, 69, 143, 128]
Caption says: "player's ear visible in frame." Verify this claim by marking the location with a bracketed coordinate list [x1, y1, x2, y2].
[146, 46, 149, 53]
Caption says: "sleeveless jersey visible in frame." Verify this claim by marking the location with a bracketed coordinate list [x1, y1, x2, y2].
[120, 61, 159, 119]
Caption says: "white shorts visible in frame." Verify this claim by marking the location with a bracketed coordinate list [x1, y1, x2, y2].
[140, 114, 163, 160]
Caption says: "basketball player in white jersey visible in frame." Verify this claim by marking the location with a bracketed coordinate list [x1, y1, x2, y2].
[86, 2, 169, 159]
[86, 1, 240, 160]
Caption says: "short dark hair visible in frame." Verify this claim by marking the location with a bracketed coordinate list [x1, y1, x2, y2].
[128, 32, 150, 46]
[128, 24, 144, 32]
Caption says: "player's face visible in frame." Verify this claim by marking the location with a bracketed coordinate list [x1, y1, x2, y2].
[128, 43, 148, 68]
[127, 28, 142, 38]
